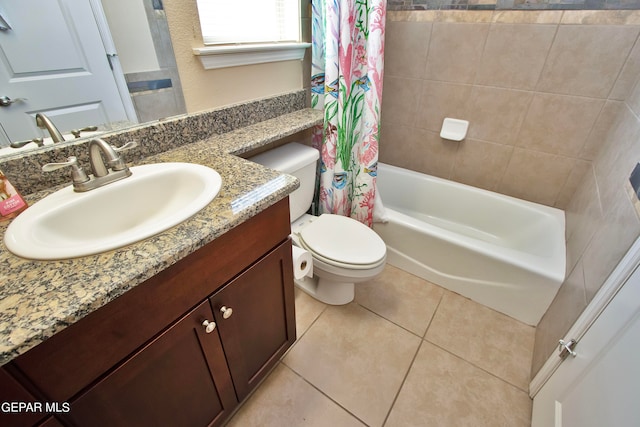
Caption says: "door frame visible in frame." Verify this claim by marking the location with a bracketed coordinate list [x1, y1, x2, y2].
[529, 235, 640, 397]
[88, 0, 137, 124]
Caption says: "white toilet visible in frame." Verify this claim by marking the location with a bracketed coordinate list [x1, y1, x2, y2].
[250, 142, 387, 305]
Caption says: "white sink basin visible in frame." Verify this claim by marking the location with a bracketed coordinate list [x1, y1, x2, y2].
[4, 163, 222, 260]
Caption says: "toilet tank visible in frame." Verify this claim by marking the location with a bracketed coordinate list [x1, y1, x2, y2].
[249, 142, 320, 222]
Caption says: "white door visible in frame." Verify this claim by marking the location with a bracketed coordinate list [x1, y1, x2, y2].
[531, 263, 640, 426]
[0, 0, 132, 145]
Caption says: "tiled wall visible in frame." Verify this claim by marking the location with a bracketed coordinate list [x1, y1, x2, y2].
[388, 0, 640, 10]
[379, 10, 640, 380]
[381, 10, 640, 208]
[532, 74, 640, 374]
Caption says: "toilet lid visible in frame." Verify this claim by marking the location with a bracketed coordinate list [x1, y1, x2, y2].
[298, 214, 386, 266]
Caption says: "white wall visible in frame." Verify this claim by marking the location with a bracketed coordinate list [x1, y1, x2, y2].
[101, 0, 159, 74]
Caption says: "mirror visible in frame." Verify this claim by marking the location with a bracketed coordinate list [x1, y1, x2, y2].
[0, 0, 186, 159]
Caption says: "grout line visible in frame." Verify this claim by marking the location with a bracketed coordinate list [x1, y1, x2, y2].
[625, 93, 640, 122]
[355, 287, 532, 416]
[493, 144, 515, 195]
[496, 20, 560, 197]
[279, 362, 372, 426]
[605, 27, 640, 101]
[285, 275, 533, 424]
[397, 76, 612, 103]
[422, 287, 447, 339]
[532, 20, 561, 94]
[470, 20, 492, 88]
[423, 337, 532, 395]
[413, 287, 533, 393]
[423, 18, 435, 83]
[575, 99, 607, 158]
[279, 298, 372, 424]
[354, 301, 425, 339]
[381, 339, 426, 427]
[410, 20, 436, 131]
[353, 279, 449, 341]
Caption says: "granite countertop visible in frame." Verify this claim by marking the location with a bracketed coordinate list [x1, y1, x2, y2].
[0, 108, 323, 365]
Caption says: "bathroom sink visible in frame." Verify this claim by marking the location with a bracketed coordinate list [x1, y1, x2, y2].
[4, 162, 222, 260]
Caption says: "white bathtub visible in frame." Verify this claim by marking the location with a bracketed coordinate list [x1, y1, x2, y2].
[373, 163, 565, 326]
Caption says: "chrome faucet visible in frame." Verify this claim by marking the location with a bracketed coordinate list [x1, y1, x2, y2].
[35, 113, 65, 143]
[42, 138, 138, 192]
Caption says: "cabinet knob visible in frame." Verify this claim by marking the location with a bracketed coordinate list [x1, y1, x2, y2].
[202, 319, 216, 333]
[220, 306, 233, 319]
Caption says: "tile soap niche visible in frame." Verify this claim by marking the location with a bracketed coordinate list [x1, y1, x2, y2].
[440, 118, 469, 142]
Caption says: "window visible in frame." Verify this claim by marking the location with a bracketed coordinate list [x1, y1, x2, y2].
[195, 0, 300, 45]
[192, 0, 309, 70]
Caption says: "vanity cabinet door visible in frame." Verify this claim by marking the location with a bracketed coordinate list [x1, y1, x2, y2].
[68, 301, 237, 427]
[0, 367, 47, 427]
[210, 240, 296, 401]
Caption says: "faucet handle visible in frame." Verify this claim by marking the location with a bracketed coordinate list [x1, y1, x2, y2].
[114, 140, 138, 152]
[108, 141, 138, 172]
[42, 156, 89, 184]
[9, 137, 43, 149]
[70, 126, 98, 138]
[42, 156, 79, 172]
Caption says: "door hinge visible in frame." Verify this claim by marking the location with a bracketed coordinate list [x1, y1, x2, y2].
[106, 53, 117, 70]
[558, 338, 577, 360]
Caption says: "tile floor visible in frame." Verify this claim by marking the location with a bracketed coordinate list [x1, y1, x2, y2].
[225, 265, 535, 427]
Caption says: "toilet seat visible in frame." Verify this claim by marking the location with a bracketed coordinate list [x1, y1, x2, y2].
[297, 214, 386, 270]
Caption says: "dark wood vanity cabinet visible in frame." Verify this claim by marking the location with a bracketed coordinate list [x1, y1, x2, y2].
[210, 241, 296, 401]
[68, 300, 237, 427]
[0, 367, 48, 427]
[3, 198, 296, 427]
[69, 241, 295, 427]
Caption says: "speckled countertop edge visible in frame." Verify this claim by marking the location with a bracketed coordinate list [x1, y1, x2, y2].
[0, 108, 323, 365]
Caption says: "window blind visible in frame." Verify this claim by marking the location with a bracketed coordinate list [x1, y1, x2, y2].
[195, 0, 300, 45]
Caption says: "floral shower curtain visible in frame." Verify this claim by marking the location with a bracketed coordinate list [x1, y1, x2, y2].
[311, 0, 386, 227]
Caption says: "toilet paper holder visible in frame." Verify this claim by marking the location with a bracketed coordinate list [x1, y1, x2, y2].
[292, 245, 313, 280]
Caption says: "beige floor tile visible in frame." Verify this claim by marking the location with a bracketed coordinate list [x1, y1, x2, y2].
[425, 292, 535, 390]
[355, 265, 444, 336]
[294, 287, 327, 338]
[386, 341, 532, 427]
[283, 303, 421, 427]
[225, 363, 366, 427]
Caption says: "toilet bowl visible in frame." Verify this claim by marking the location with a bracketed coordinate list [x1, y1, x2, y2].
[249, 142, 387, 305]
[291, 214, 386, 304]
